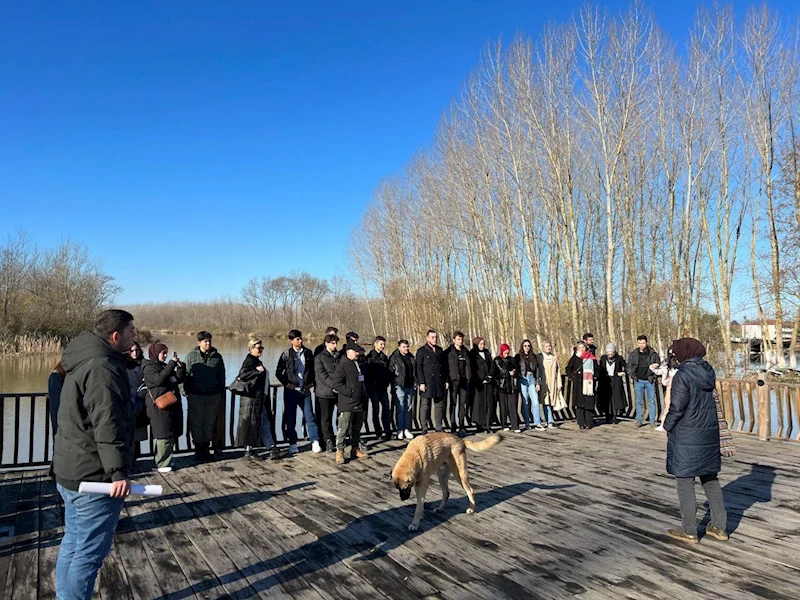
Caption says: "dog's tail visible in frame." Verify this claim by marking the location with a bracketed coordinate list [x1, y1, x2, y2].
[464, 433, 503, 452]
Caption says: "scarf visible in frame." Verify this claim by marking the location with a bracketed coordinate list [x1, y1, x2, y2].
[580, 351, 595, 396]
[605, 356, 616, 377]
[542, 353, 559, 404]
[672, 338, 706, 362]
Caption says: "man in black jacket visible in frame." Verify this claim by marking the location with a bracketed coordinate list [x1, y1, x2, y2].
[314, 333, 339, 452]
[52, 309, 135, 600]
[332, 342, 369, 464]
[313, 326, 338, 356]
[365, 336, 393, 441]
[627, 334, 661, 427]
[182, 331, 225, 461]
[276, 329, 321, 455]
[415, 329, 447, 434]
[444, 331, 472, 436]
[390, 340, 416, 440]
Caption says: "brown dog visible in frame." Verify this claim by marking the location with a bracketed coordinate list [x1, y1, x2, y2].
[391, 432, 503, 531]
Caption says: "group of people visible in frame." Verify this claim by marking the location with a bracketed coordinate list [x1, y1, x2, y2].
[48, 309, 729, 600]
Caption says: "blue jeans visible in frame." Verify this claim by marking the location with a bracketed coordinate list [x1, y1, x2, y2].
[394, 386, 414, 431]
[542, 404, 554, 424]
[518, 374, 541, 427]
[283, 389, 319, 444]
[261, 403, 276, 449]
[56, 484, 125, 600]
[635, 379, 657, 423]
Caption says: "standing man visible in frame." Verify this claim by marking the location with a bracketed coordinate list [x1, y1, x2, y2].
[365, 336, 392, 441]
[314, 326, 338, 356]
[415, 329, 447, 434]
[583, 333, 597, 356]
[52, 309, 135, 600]
[314, 333, 340, 452]
[183, 331, 226, 461]
[627, 335, 661, 427]
[332, 342, 369, 464]
[276, 329, 321, 454]
[390, 339, 416, 440]
[444, 331, 472, 436]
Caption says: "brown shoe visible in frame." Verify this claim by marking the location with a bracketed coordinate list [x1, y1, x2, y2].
[705, 525, 729, 541]
[666, 528, 699, 544]
[335, 450, 345, 465]
[351, 448, 369, 460]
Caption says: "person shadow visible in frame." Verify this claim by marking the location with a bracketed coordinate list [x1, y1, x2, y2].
[155, 481, 574, 600]
[699, 464, 776, 534]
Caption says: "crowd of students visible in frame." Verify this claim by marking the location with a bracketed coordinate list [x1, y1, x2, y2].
[48, 310, 729, 600]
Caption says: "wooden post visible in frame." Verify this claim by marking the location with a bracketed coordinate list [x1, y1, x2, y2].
[757, 372, 770, 442]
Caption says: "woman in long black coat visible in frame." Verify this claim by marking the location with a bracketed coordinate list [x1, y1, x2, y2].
[494, 343, 519, 432]
[663, 338, 727, 544]
[236, 338, 274, 460]
[469, 337, 496, 432]
[597, 343, 627, 424]
[565, 341, 597, 430]
[143, 342, 185, 472]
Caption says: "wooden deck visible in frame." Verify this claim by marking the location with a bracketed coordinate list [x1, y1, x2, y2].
[1, 422, 798, 600]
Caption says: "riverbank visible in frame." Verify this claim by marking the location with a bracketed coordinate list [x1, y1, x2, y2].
[0, 333, 62, 358]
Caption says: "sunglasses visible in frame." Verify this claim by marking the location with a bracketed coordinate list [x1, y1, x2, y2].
[254, 346, 264, 350]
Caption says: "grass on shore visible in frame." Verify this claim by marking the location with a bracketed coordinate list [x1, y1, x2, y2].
[0, 333, 62, 357]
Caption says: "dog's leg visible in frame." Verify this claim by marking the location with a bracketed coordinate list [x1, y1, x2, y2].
[409, 480, 429, 532]
[453, 453, 476, 514]
[433, 464, 450, 514]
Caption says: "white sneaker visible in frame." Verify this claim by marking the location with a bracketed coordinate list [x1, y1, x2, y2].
[312, 441, 322, 453]
[157, 467, 172, 473]
[288, 444, 298, 455]
[535, 425, 546, 431]
[404, 429, 414, 440]
[397, 432, 404, 440]
[547, 423, 555, 429]
[655, 425, 665, 432]
[514, 429, 522, 433]
[503, 427, 511, 431]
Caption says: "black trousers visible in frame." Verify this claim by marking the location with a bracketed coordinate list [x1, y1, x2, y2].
[576, 407, 594, 428]
[317, 395, 337, 448]
[449, 379, 469, 432]
[498, 391, 519, 430]
[420, 396, 444, 433]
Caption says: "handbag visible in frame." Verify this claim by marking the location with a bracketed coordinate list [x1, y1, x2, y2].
[228, 377, 253, 395]
[553, 390, 568, 412]
[714, 390, 736, 458]
[148, 388, 178, 410]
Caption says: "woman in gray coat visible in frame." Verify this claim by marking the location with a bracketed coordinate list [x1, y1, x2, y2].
[663, 338, 728, 544]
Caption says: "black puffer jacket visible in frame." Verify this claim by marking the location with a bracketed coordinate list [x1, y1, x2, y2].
[364, 349, 391, 394]
[333, 357, 366, 412]
[143, 359, 185, 439]
[52, 332, 134, 491]
[314, 349, 339, 398]
[493, 356, 517, 394]
[663, 358, 720, 478]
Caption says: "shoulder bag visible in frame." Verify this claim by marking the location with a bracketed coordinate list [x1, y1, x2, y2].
[148, 387, 178, 411]
[714, 389, 736, 458]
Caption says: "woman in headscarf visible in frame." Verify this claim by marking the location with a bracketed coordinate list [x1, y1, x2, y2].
[143, 342, 185, 473]
[565, 341, 597, 429]
[47, 361, 66, 436]
[598, 343, 627, 424]
[494, 343, 519, 432]
[663, 338, 728, 544]
[536, 341, 562, 428]
[469, 337, 496, 433]
[235, 338, 278, 460]
[126, 341, 149, 457]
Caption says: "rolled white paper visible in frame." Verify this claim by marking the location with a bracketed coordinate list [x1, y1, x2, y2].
[78, 482, 163, 496]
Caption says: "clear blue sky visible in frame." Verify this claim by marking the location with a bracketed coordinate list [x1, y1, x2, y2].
[1, 1, 796, 304]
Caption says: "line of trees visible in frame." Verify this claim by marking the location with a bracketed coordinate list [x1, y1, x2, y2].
[0, 232, 119, 352]
[352, 3, 800, 371]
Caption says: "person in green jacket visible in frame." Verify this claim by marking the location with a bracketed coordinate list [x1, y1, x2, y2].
[183, 331, 226, 460]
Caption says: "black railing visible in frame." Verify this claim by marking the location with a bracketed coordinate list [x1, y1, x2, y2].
[1, 377, 663, 469]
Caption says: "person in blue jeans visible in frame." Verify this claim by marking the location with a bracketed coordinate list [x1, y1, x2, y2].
[627, 335, 661, 427]
[276, 330, 321, 454]
[517, 340, 546, 431]
[51, 309, 136, 600]
[390, 339, 417, 440]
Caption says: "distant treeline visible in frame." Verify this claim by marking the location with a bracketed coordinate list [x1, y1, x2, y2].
[0, 232, 118, 355]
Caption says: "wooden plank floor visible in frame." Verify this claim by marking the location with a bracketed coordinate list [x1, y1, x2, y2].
[2, 422, 799, 600]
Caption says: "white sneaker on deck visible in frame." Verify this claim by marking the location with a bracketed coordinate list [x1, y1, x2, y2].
[312, 441, 322, 453]
[157, 467, 172, 474]
[288, 444, 298, 455]
[404, 430, 414, 440]
[397, 432, 404, 440]
[655, 425, 665, 432]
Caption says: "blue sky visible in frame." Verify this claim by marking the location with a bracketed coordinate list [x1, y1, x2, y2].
[1, 0, 797, 304]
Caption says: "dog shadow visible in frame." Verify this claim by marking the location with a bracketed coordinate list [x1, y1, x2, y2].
[155, 481, 574, 599]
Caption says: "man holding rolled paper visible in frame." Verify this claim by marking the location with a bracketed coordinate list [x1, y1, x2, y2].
[52, 309, 136, 600]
